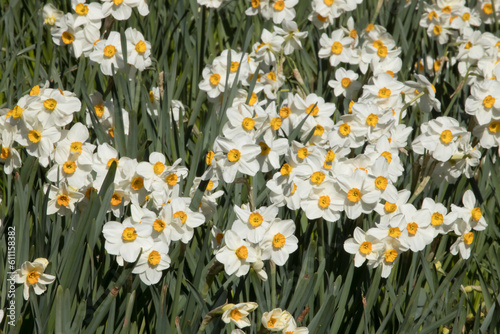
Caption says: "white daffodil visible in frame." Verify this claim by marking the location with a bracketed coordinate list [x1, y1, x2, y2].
[221, 302, 259, 328]
[13, 258, 55, 300]
[43, 3, 64, 27]
[318, 29, 353, 67]
[102, 0, 140, 20]
[15, 120, 61, 167]
[260, 218, 298, 266]
[132, 241, 170, 285]
[125, 27, 152, 71]
[337, 169, 381, 220]
[328, 68, 362, 99]
[344, 227, 384, 267]
[274, 20, 308, 55]
[213, 136, 261, 183]
[450, 189, 487, 232]
[216, 230, 257, 277]
[262, 308, 293, 331]
[169, 197, 206, 244]
[89, 31, 125, 76]
[398, 204, 435, 252]
[232, 204, 279, 243]
[46, 182, 84, 216]
[102, 218, 153, 263]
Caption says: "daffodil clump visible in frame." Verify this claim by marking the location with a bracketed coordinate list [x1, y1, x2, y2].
[1, 0, 499, 332]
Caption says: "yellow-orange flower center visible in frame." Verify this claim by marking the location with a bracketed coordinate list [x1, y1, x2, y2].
[248, 212, 264, 227]
[359, 241, 372, 254]
[122, 227, 137, 241]
[235, 245, 248, 259]
[148, 250, 161, 265]
[272, 232, 286, 248]
[347, 188, 362, 202]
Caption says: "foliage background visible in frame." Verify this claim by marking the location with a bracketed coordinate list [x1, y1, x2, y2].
[0, 0, 499, 333]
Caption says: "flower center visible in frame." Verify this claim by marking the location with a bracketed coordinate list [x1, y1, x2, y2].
[153, 219, 166, 232]
[104, 45, 117, 58]
[122, 227, 137, 241]
[63, 161, 77, 174]
[259, 142, 271, 155]
[440, 130, 453, 144]
[272, 232, 286, 248]
[483, 4, 493, 14]
[216, 233, 224, 244]
[378, 87, 391, 98]
[62, 31, 75, 44]
[57, 194, 70, 207]
[324, 0, 334, 5]
[431, 212, 443, 225]
[1, 147, 10, 159]
[75, 3, 89, 15]
[433, 25, 442, 35]
[407, 222, 418, 235]
[268, 317, 277, 327]
[318, 195, 330, 208]
[131, 176, 144, 190]
[166, 173, 178, 186]
[274, 0, 285, 11]
[242, 117, 255, 130]
[311, 171, 325, 185]
[110, 192, 122, 206]
[297, 148, 309, 160]
[280, 163, 292, 176]
[375, 176, 388, 190]
[388, 227, 401, 238]
[339, 123, 351, 136]
[347, 188, 362, 202]
[28, 130, 42, 143]
[94, 104, 105, 117]
[251, 0, 260, 8]
[210, 73, 221, 86]
[280, 106, 291, 118]
[248, 212, 264, 227]
[471, 207, 481, 221]
[331, 41, 343, 55]
[464, 232, 474, 245]
[483, 95, 495, 108]
[206, 151, 214, 165]
[231, 308, 242, 321]
[385, 249, 397, 263]
[235, 245, 248, 259]
[359, 241, 372, 254]
[377, 46, 388, 57]
[148, 250, 161, 265]
[173, 211, 187, 224]
[341, 77, 351, 88]
[135, 40, 147, 53]
[27, 271, 40, 284]
[153, 161, 165, 174]
[69, 141, 82, 154]
[12, 105, 24, 119]
[314, 124, 325, 136]
[248, 92, 258, 106]
[381, 151, 392, 163]
[488, 121, 500, 133]
[227, 149, 241, 162]
[366, 113, 379, 127]
[114, 0, 124, 5]
[44, 98, 57, 111]
[384, 202, 397, 213]
[230, 61, 239, 72]
[271, 117, 282, 130]
[306, 104, 319, 116]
